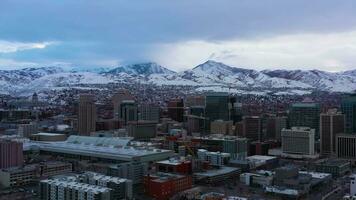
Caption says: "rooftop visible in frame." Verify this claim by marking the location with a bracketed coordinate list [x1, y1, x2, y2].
[194, 166, 239, 177]
[40, 179, 111, 194]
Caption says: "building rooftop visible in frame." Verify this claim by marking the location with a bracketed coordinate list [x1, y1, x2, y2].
[33, 132, 65, 136]
[40, 179, 111, 194]
[23, 136, 174, 162]
[194, 166, 239, 177]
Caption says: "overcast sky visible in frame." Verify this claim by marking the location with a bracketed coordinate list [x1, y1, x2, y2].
[1, 0, 356, 71]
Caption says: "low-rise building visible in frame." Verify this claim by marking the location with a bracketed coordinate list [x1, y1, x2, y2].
[144, 173, 192, 200]
[193, 166, 241, 185]
[0, 165, 38, 188]
[315, 159, 351, 177]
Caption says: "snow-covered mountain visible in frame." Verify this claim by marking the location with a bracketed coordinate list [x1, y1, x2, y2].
[0, 61, 355, 96]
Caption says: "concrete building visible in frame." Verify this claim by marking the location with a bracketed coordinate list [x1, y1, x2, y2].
[197, 149, 230, 166]
[144, 173, 192, 200]
[197, 136, 248, 160]
[108, 162, 148, 184]
[127, 120, 157, 140]
[78, 94, 96, 136]
[336, 134, 356, 161]
[30, 132, 67, 141]
[240, 171, 273, 187]
[193, 166, 241, 185]
[320, 109, 345, 156]
[80, 172, 133, 200]
[0, 165, 38, 188]
[119, 100, 138, 125]
[289, 102, 320, 137]
[138, 104, 160, 122]
[341, 95, 356, 133]
[40, 179, 112, 200]
[242, 116, 261, 141]
[112, 89, 134, 119]
[266, 116, 287, 141]
[205, 93, 230, 131]
[210, 120, 233, 135]
[18, 122, 38, 137]
[156, 159, 192, 174]
[167, 98, 184, 122]
[39, 161, 72, 178]
[0, 139, 23, 169]
[24, 136, 174, 164]
[315, 159, 350, 177]
[281, 127, 315, 155]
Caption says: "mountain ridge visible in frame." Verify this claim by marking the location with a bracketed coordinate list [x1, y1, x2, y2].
[0, 61, 355, 96]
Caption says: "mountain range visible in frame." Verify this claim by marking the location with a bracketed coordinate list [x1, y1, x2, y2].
[1, 60, 355, 96]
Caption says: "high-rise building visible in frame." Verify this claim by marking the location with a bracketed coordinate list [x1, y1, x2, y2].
[18, 122, 38, 137]
[242, 116, 262, 141]
[336, 134, 356, 161]
[78, 94, 96, 136]
[138, 104, 160, 122]
[210, 120, 233, 135]
[119, 100, 138, 124]
[320, 109, 345, 156]
[205, 93, 230, 123]
[264, 116, 287, 141]
[341, 95, 356, 133]
[167, 99, 184, 122]
[281, 127, 315, 156]
[0, 140, 23, 169]
[112, 89, 134, 119]
[289, 102, 320, 137]
[185, 95, 205, 107]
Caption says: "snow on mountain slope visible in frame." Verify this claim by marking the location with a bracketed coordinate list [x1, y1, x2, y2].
[105, 62, 175, 76]
[263, 69, 356, 92]
[0, 60, 355, 95]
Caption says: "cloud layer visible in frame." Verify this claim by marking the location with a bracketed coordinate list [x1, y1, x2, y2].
[0, 0, 356, 71]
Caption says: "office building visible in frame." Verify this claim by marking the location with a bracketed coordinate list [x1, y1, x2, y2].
[336, 134, 356, 161]
[144, 173, 192, 200]
[78, 94, 96, 136]
[185, 95, 205, 107]
[167, 98, 184, 122]
[0, 165, 38, 188]
[264, 116, 287, 141]
[281, 127, 315, 155]
[119, 100, 138, 125]
[112, 89, 134, 119]
[205, 93, 230, 123]
[18, 122, 38, 137]
[197, 149, 230, 166]
[210, 120, 233, 135]
[289, 102, 320, 137]
[108, 162, 149, 184]
[156, 159, 192, 174]
[127, 120, 157, 140]
[315, 159, 350, 178]
[242, 116, 261, 141]
[0, 139, 23, 169]
[341, 95, 356, 133]
[320, 109, 345, 155]
[138, 104, 160, 122]
[198, 136, 248, 160]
